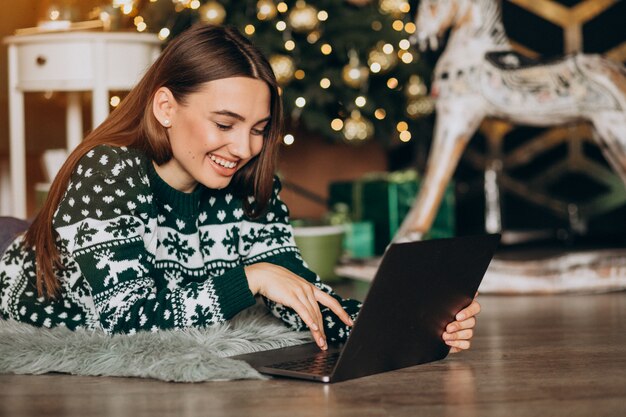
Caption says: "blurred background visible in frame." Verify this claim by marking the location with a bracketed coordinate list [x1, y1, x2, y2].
[1, 0, 625, 252]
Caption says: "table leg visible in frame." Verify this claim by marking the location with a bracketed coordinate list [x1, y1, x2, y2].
[66, 92, 83, 152]
[92, 39, 109, 128]
[8, 44, 27, 219]
[0, 158, 10, 216]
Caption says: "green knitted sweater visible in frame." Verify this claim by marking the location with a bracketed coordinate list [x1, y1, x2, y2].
[0, 145, 360, 342]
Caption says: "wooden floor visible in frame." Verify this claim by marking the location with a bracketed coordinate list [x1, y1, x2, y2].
[1, 291, 625, 417]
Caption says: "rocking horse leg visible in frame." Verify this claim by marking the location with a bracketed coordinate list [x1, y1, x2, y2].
[394, 100, 484, 241]
[589, 111, 626, 187]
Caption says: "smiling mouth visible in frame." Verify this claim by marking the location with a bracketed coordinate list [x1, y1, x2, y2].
[209, 153, 238, 169]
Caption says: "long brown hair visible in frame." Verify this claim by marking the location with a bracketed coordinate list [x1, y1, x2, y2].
[24, 24, 284, 299]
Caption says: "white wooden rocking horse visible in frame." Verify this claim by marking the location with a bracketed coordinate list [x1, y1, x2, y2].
[395, 0, 626, 241]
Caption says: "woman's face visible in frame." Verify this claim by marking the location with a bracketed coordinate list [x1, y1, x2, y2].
[154, 77, 271, 192]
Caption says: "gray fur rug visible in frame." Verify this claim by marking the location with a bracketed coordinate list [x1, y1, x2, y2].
[0, 305, 311, 383]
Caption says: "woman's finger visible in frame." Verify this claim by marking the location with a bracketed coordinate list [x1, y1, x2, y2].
[446, 317, 476, 333]
[445, 339, 471, 350]
[442, 329, 473, 341]
[290, 299, 326, 349]
[303, 289, 325, 344]
[456, 300, 481, 321]
[315, 290, 354, 327]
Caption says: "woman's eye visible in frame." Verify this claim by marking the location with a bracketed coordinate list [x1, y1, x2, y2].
[251, 128, 266, 136]
[215, 123, 232, 131]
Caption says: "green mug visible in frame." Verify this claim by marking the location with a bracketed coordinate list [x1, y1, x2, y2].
[35, 182, 51, 210]
[293, 224, 345, 282]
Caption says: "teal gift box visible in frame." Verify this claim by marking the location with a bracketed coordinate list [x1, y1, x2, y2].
[343, 221, 375, 259]
[329, 170, 455, 255]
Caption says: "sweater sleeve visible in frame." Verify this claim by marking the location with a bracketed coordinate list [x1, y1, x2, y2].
[52, 147, 255, 334]
[241, 178, 362, 343]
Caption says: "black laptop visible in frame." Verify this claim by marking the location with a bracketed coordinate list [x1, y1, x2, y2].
[231, 234, 500, 383]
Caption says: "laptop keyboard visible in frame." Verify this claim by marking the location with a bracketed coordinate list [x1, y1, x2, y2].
[268, 351, 340, 375]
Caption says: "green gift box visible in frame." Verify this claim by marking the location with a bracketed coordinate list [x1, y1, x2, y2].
[329, 170, 455, 255]
[343, 221, 375, 259]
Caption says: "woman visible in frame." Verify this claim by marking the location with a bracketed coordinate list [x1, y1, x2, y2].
[0, 25, 478, 353]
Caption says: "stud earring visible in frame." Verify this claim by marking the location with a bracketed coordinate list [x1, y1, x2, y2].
[163, 119, 170, 127]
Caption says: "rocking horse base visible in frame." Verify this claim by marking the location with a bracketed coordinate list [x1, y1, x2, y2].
[498, 229, 555, 245]
[336, 247, 626, 294]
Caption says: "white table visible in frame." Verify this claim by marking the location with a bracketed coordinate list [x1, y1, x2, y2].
[3, 32, 161, 218]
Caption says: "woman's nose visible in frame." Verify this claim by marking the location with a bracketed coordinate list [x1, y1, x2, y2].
[229, 130, 253, 160]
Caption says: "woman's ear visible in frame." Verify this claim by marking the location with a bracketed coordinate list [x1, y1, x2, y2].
[152, 87, 176, 128]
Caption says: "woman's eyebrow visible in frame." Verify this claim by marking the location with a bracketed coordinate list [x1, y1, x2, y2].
[211, 110, 246, 121]
[211, 110, 271, 125]
[255, 116, 271, 125]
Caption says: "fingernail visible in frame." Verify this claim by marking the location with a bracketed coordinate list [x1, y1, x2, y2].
[319, 337, 325, 347]
[311, 323, 319, 331]
[457, 313, 465, 320]
[348, 318, 354, 326]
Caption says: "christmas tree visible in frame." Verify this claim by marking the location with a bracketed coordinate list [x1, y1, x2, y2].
[113, 0, 433, 146]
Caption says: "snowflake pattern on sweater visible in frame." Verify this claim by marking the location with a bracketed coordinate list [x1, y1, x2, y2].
[0, 145, 361, 341]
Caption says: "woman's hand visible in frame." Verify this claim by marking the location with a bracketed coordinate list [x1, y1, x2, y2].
[245, 262, 353, 350]
[442, 296, 481, 353]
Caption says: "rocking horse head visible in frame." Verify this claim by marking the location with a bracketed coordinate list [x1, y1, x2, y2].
[414, 0, 508, 51]
[414, 0, 471, 50]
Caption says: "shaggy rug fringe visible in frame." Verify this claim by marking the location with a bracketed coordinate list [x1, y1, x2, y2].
[0, 305, 311, 382]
